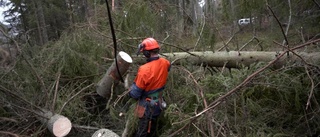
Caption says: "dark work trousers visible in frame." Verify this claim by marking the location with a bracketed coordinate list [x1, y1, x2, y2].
[135, 117, 158, 137]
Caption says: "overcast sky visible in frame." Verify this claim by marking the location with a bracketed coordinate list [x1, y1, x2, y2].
[0, 0, 10, 24]
[0, 8, 6, 22]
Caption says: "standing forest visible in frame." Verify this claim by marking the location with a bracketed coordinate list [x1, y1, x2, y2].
[0, 0, 320, 137]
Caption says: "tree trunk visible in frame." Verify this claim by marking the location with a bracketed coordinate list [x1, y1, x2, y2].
[39, 110, 72, 137]
[96, 51, 132, 98]
[65, 0, 75, 25]
[177, 0, 184, 39]
[81, 0, 89, 21]
[34, 0, 49, 45]
[134, 51, 320, 68]
[191, 0, 200, 36]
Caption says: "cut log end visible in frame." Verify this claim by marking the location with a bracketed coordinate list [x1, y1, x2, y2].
[119, 51, 133, 63]
[92, 129, 119, 137]
[48, 114, 72, 137]
[96, 51, 133, 98]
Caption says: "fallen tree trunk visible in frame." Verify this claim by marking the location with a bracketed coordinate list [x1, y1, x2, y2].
[134, 51, 320, 68]
[39, 110, 72, 137]
[96, 51, 133, 98]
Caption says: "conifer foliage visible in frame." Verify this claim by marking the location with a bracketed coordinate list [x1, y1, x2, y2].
[0, 0, 319, 136]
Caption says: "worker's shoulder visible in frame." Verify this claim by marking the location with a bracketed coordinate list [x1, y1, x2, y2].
[139, 58, 169, 69]
[139, 63, 151, 71]
[159, 57, 170, 64]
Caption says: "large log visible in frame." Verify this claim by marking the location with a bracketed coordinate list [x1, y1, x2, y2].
[39, 110, 72, 137]
[96, 51, 133, 98]
[134, 51, 320, 68]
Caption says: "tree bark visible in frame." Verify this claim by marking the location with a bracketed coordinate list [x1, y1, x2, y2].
[177, 0, 184, 39]
[82, 0, 89, 21]
[134, 51, 320, 68]
[96, 51, 132, 98]
[33, 0, 49, 46]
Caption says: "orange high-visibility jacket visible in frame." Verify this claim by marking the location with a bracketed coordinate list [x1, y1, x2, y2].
[129, 57, 170, 99]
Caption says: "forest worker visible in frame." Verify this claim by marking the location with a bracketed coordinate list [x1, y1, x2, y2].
[129, 37, 171, 137]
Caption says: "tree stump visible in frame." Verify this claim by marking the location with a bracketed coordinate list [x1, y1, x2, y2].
[96, 51, 132, 98]
[92, 129, 119, 137]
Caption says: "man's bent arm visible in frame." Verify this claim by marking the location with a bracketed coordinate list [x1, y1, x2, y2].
[129, 82, 144, 99]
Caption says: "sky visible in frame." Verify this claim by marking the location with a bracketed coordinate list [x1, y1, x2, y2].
[0, 0, 10, 24]
[0, 7, 6, 22]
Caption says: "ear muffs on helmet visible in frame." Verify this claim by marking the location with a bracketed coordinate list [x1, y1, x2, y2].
[142, 50, 151, 58]
[136, 44, 144, 56]
[137, 43, 151, 58]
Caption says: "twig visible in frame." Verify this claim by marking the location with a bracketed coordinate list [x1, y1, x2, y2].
[51, 72, 61, 114]
[312, 0, 320, 9]
[179, 66, 207, 108]
[10, 103, 47, 120]
[106, 83, 114, 110]
[0, 85, 44, 111]
[193, 14, 206, 51]
[273, 40, 319, 68]
[21, 119, 45, 135]
[213, 118, 226, 137]
[0, 131, 19, 137]
[58, 83, 94, 114]
[170, 57, 187, 65]
[168, 119, 195, 137]
[305, 65, 315, 110]
[0, 117, 18, 123]
[192, 123, 209, 137]
[221, 61, 229, 74]
[255, 40, 264, 51]
[239, 36, 256, 51]
[113, 90, 130, 107]
[217, 34, 234, 52]
[73, 124, 100, 130]
[22, 55, 47, 92]
[121, 118, 130, 137]
[162, 31, 170, 43]
[281, 0, 292, 47]
[215, 24, 229, 52]
[302, 106, 313, 135]
[159, 41, 198, 56]
[266, 4, 289, 55]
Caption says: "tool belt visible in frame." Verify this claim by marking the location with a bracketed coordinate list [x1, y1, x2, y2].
[134, 92, 166, 118]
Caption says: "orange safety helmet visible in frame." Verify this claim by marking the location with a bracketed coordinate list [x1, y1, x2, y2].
[139, 38, 160, 51]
